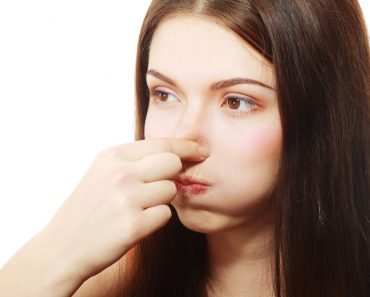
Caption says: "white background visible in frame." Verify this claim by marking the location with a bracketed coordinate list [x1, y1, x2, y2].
[0, 1, 369, 267]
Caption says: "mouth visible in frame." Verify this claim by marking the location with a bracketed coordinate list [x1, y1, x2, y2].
[172, 174, 211, 195]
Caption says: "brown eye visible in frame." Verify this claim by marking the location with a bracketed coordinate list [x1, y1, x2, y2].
[222, 96, 257, 117]
[150, 89, 178, 105]
[156, 91, 169, 101]
[227, 97, 241, 109]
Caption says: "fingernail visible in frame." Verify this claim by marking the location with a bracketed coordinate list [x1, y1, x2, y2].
[198, 146, 210, 157]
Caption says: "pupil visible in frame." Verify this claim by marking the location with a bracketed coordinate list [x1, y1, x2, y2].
[229, 98, 240, 109]
[159, 92, 168, 101]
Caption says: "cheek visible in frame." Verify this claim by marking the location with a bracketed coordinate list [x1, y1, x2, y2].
[244, 125, 282, 157]
[219, 116, 282, 164]
[216, 118, 282, 198]
[144, 110, 172, 139]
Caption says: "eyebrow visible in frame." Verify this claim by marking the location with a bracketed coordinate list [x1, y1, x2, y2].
[146, 69, 274, 91]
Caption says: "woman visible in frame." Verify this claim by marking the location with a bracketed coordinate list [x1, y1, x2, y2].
[1, 0, 369, 297]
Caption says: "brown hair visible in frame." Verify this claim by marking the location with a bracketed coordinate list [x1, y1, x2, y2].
[118, 1, 370, 296]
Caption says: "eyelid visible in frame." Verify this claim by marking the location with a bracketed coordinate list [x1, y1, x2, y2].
[223, 95, 258, 112]
[224, 93, 257, 103]
[149, 87, 180, 105]
[221, 92, 260, 109]
[147, 81, 186, 99]
[149, 86, 177, 96]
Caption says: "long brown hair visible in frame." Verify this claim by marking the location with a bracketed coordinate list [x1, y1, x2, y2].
[118, 1, 370, 296]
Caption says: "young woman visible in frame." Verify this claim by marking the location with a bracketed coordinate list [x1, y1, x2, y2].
[1, 1, 369, 297]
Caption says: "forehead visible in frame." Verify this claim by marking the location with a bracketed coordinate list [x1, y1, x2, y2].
[148, 15, 275, 88]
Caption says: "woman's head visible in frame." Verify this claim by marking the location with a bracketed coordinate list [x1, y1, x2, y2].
[127, 1, 369, 296]
[144, 15, 281, 234]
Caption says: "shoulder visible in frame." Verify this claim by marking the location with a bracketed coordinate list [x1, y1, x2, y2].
[72, 259, 124, 297]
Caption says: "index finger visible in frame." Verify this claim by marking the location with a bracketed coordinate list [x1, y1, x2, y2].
[112, 138, 210, 161]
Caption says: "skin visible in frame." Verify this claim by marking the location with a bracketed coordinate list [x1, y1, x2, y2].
[145, 15, 282, 296]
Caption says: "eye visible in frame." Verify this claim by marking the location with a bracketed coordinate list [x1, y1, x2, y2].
[222, 96, 257, 117]
[149, 88, 257, 118]
[149, 89, 178, 105]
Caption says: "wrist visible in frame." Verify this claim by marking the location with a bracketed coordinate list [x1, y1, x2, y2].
[35, 227, 88, 286]
[0, 230, 86, 296]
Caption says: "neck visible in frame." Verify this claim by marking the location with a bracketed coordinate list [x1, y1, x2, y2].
[205, 211, 275, 297]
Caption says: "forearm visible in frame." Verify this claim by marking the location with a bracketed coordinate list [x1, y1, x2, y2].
[0, 230, 85, 297]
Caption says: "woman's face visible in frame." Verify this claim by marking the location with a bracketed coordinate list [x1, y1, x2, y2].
[144, 15, 282, 233]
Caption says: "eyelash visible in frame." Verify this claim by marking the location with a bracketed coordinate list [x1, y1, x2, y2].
[149, 89, 257, 118]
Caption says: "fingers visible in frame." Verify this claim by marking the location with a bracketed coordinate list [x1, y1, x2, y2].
[133, 152, 182, 182]
[135, 205, 173, 240]
[112, 138, 210, 162]
[137, 180, 177, 209]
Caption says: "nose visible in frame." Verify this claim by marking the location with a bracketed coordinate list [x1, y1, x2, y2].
[170, 102, 209, 146]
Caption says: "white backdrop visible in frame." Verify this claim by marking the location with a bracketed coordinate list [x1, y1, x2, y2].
[0, 0, 369, 267]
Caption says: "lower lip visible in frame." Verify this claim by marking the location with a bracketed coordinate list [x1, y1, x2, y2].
[174, 181, 209, 195]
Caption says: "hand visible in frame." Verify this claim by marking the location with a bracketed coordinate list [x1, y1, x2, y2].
[41, 138, 210, 281]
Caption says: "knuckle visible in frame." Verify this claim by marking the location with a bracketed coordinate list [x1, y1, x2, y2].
[117, 184, 136, 202]
[159, 139, 172, 153]
[125, 216, 143, 239]
[166, 180, 177, 196]
[111, 163, 134, 184]
[170, 154, 183, 171]
[190, 142, 199, 154]
[97, 146, 117, 160]
[99, 143, 129, 160]
[161, 152, 182, 172]
[159, 205, 172, 220]
[149, 138, 165, 150]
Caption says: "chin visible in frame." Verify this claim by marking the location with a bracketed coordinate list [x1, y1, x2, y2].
[171, 203, 231, 234]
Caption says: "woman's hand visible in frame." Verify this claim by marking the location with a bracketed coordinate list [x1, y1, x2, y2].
[42, 138, 209, 281]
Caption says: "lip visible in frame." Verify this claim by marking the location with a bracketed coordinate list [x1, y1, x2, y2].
[172, 174, 211, 195]
[173, 173, 211, 186]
